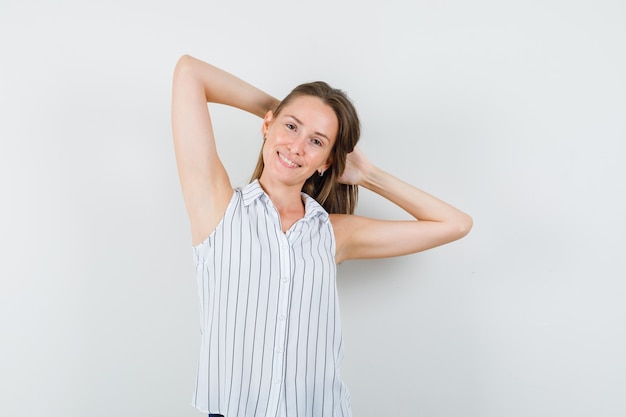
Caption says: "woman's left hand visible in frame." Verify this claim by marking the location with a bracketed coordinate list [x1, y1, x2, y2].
[337, 146, 372, 186]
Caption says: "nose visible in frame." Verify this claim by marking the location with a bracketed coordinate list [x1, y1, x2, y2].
[287, 135, 305, 154]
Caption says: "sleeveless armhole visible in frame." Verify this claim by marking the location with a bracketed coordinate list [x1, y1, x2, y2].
[328, 214, 344, 265]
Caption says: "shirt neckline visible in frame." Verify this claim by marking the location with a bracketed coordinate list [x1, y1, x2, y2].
[240, 180, 329, 222]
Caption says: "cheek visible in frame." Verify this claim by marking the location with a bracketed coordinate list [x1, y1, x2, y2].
[322, 147, 335, 162]
[266, 130, 286, 146]
[314, 150, 333, 167]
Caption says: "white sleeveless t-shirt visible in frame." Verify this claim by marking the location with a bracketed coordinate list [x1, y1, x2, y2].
[191, 180, 352, 417]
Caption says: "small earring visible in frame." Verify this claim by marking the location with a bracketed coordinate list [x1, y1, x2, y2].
[318, 169, 325, 177]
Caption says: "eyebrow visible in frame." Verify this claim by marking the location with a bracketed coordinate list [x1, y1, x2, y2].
[285, 115, 331, 142]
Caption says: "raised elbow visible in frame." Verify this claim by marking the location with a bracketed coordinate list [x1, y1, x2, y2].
[455, 213, 473, 239]
[173, 54, 196, 78]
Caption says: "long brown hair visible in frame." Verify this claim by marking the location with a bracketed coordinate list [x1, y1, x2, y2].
[251, 81, 361, 214]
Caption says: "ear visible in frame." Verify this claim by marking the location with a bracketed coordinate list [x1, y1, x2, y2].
[319, 156, 333, 174]
[261, 110, 274, 137]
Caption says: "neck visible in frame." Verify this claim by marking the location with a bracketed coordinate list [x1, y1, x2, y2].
[257, 175, 305, 213]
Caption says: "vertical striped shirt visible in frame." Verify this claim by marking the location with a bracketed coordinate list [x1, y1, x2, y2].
[191, 180, 352, 417]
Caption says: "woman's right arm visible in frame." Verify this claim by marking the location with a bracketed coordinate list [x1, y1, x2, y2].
[171, 55, 278, 245]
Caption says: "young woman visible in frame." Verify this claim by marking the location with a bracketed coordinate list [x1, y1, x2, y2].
[172, 55, 472, 417]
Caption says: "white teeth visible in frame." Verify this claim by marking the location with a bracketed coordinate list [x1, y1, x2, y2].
[279, 153, 299, 167]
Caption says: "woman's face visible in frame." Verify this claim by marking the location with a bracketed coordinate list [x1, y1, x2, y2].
[260, 95, 338, 188]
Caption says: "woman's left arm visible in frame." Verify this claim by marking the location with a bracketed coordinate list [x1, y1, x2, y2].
[331, 147, 473, 263]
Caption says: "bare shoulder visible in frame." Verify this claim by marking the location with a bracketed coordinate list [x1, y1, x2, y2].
[329, 213, 369, 263]
[329, 213, 361, 233]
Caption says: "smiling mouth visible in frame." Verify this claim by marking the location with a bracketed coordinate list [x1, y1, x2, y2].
[278, 152, 301, 168]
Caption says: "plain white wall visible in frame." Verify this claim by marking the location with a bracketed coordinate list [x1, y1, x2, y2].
[1, 0, 625, 416]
